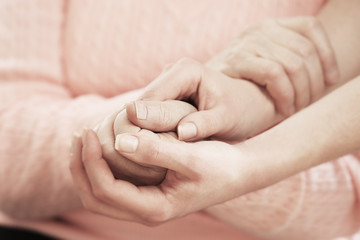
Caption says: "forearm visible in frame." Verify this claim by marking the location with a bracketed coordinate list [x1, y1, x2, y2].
[206, 155, 360, 240]
[318, 0, 360, 82]
[0, 81, 141, 220]
[205, 76, 360, 239]
[242, 75, 360, 189]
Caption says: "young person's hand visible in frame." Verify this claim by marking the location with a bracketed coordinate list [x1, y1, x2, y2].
[93, 100, 196, 186]
[207, 16, 339, 115]
[70, 128, 261, 225]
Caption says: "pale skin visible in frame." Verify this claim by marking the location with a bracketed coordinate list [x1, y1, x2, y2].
[70, 0, 360, 228]
[88, 0, 351, 187]
[94, 72, 279, 187]
[71, 75, 360, 226]
[94, 100, 196, 186]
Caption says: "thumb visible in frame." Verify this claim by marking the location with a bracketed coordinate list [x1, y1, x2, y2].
[177, 108, 226, 141]
[126, 100, 197, 132]
[115, 131, 197, 178]
[140, 58, 202, 101]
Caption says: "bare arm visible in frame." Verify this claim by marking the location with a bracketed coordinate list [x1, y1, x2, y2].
[239, 75, 360, 186]
[318, 0, 360, 82]
[205, 75, 360, 239]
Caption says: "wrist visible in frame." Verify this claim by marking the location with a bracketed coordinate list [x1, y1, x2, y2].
[239, 80, 284, 138]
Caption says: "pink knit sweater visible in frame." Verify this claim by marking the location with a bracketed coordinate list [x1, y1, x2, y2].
[0, 1, 359, 239]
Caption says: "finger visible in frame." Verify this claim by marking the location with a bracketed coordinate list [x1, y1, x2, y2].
[264, 25, 324, 106]
[113, 109, 140, 137]
[69, 130, 138, 221]
[98, 109, 142, 181]
[267, 44, 317, 110]
[115, 131, 197, 177]
[139, 58, 203, 101]
[256, 37, 317, 113]
[161, 62, 175, 73]
[126, 100, 197, 132]
[224, 55, 296, 116]
[69, 130, 99, 201]
[69, 132, 86, 191]
[98, 106, 127, 148]
[112, 110, 168, 186]
[82, 129, 116, 189]
[80, 129, 145, 219]
[277, 17, 340, 85]
[82, 129, 171, 221]
[176, 108, 228, 141]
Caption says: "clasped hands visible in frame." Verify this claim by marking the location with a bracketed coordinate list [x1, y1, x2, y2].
[70, 17, 339, 225]
[70, 64, 273, 225]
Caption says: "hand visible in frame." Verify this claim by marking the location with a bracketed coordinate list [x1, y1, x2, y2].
[70, 128, 259, 225]
[206, 16, 339, 115]
[137, 58, 281, 142]
[93, 100, 196, 186]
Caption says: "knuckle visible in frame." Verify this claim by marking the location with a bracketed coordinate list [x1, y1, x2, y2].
[158, 102, 172, 127]
[152, 142, 161, 165]
[264, 63, 283, 80]
[298, 42, 315, 58]
[92, 183, 112, 201]
[140, 89, 158, 100]
[303, 16, 320, 31]
[142, 207, 172, 225]
[321, 49, 336, 67]
[101, 143, 115, 160]
[162, 63, 174, 72]
[278, 89, 293, 103]
[140, 135, 161, 165]
[223, 50, 248, 66]
[258, 19, 276, 29]
[286, 58, 304, 75]
[224, 52, 238, 66]
[82, 197, 95, 210]
[176, 57, 199, 68]
[92, 187, 107, 201]
[175, 57, 203, 76]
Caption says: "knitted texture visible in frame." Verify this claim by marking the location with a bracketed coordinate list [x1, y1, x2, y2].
[1, 0, 359, 239]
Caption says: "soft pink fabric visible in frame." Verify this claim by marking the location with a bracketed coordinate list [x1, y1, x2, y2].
[1, 0, 359, 239]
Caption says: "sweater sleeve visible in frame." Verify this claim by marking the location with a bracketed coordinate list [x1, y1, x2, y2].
[0, 0, 141, 220]
[206, 155, 360, 240]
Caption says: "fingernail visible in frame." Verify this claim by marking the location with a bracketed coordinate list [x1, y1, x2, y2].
[178, 123, 197, 140]
[135, 101, 148, 120]
[115, 134, 138, 153]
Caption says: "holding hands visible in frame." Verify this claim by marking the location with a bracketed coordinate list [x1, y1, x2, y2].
[92, 100, 196, 186]
[70, 16, 339, 225]
[70, 127, 257, 225]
